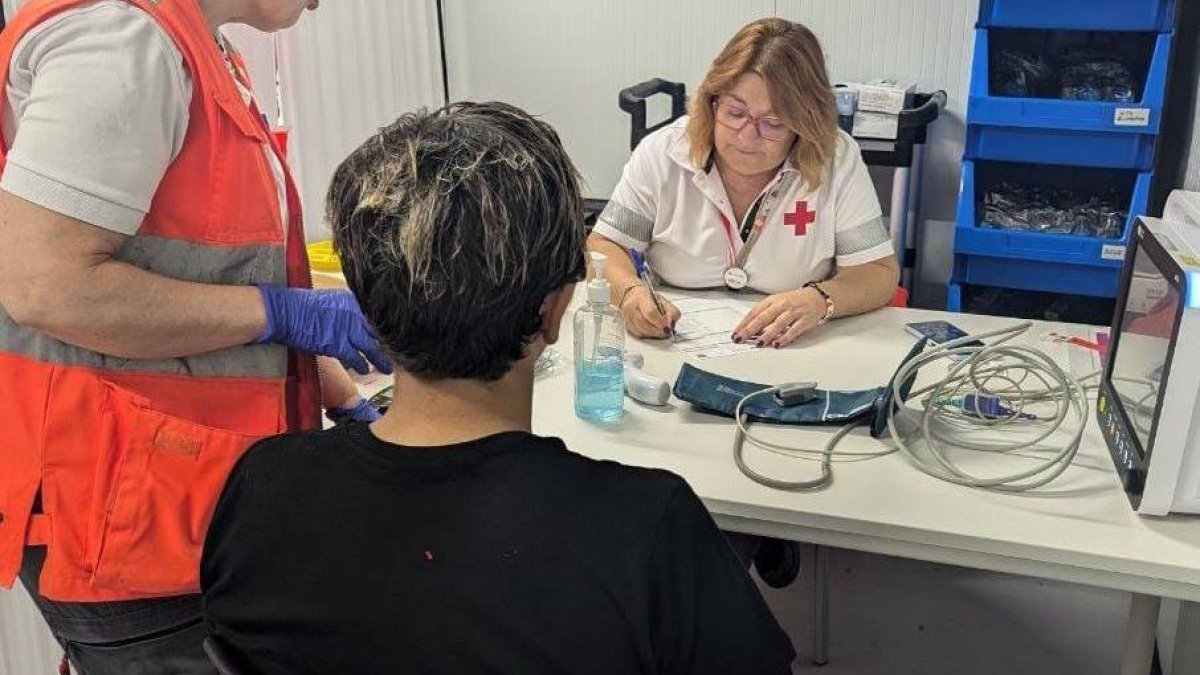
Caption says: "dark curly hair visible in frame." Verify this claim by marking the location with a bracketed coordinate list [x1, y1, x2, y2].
[328, 102, 586, 380]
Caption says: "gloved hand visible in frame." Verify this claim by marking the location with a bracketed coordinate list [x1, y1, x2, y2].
[325, 398, 382, 425]
[254, 285, 393, 375]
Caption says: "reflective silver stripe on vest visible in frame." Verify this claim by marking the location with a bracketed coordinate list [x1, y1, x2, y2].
[118, 235, 287, 286]
[0, 235, 289, 378]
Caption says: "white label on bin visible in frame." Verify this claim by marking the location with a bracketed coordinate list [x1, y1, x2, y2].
[1114, 108, 1151, 127]
[1102, 244, 1127, 261]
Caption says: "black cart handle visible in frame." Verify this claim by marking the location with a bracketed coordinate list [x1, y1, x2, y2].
[898, 90, 947, 130]
[618, 79, 688, 151]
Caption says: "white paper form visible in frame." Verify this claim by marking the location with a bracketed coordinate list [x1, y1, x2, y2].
[670, 298, 757, 359]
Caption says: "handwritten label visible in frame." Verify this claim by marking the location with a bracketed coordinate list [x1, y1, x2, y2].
[1114, 108, 1151, 127]
[1101, 244, 1127, 261]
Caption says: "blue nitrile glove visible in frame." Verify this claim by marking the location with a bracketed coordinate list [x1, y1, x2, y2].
[325, 398, 381, 425]
[254, 285, 393, 375]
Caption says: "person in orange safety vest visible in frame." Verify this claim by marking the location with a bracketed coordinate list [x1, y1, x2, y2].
[0, 0, 390, 672]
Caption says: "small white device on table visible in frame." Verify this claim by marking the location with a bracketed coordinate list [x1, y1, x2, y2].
[1098, 190, 1200, 515]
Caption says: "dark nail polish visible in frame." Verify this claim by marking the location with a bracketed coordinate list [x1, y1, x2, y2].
[773, 342, 781, 349]
[754, 339, 763, 348]
[732, 335, 742, 344]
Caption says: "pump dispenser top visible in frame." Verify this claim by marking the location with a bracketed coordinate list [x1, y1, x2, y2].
[587, 252, 610, 305]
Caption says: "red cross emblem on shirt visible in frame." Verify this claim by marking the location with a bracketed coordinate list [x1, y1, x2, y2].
[784, 201, 816, 236]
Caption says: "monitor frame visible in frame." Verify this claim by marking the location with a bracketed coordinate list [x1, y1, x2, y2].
[1099, 222, 1187, 508]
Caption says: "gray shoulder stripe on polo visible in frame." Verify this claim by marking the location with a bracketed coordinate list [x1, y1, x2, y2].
[835, 216, 889, 256]
[598, 200, 654, 243]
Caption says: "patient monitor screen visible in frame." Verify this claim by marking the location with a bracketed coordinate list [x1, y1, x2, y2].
[1110, 242, 1179, 454]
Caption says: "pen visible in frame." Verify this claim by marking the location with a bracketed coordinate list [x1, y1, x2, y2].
[629, 249, 674, 341]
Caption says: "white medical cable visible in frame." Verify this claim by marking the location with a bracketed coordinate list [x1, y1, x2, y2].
[886, 322, 1089, 491]
[732, 321, 1091, 493]
[732, 389, 892, 491]
[733, 407, 827, 491]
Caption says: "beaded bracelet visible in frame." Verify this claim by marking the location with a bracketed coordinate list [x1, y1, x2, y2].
[803, 282, 835, 324]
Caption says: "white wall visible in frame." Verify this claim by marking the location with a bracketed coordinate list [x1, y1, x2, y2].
[229, 2, 445, 240]
[444, 0, 776, 198]
[1178, 2, 1200, 195]
[1185, 69, 1200, 192]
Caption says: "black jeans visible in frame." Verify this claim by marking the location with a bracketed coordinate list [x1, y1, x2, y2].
[18, 546, 216, 675]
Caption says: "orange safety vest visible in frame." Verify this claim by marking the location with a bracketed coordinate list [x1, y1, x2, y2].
[0, 0, 321, 602]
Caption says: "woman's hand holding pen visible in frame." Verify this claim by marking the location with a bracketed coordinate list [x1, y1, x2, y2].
[618, 283, 681, 339]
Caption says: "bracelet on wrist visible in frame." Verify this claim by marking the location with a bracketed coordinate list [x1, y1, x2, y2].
[803, 282, 835, 324]
[617, 282, 646, 308]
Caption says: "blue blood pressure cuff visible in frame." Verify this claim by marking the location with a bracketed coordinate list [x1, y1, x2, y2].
[671, 338, 927, 438]
[673, 364, 882, 424]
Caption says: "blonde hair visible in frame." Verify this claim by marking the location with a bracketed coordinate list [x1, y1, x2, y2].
[687, 18, 838, 190]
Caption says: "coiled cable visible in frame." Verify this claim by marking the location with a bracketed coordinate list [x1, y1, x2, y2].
[733, 322, 1091, 493]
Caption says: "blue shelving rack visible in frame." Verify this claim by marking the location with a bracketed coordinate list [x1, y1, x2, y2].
[948, 0, 1177, 311]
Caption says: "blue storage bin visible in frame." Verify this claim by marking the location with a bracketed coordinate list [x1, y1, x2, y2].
[968, 29, 1171, 135]
[950, 256, 1123, 300]
[965, 124, 1156, 170]
[951, 0, 1174, 312]
[950, 160, 1149, 299]
[979, 0, 1176, 32]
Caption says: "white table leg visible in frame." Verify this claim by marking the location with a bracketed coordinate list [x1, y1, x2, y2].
[1119, 594, 1161, 675]
[812, 544, 830, 667]
[888, 166, 910, 266]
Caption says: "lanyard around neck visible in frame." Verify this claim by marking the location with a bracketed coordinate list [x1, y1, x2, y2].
[717, 171, 795, 269]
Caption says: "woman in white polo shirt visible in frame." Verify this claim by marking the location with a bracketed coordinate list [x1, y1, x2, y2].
[589, 17, 899, 349]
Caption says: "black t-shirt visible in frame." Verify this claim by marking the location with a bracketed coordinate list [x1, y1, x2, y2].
[201, 423, 795, 674]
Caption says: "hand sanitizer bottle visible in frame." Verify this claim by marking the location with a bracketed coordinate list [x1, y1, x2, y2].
[574, 252, 625, 421]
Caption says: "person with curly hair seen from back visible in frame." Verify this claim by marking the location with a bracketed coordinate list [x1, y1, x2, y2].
[200, 101, 796, 674]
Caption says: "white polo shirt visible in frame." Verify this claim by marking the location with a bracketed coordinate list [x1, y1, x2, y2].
[593, 117, 891, 294]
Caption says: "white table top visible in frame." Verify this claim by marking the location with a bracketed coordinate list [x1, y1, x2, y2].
[523, 289, 1200, 602]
